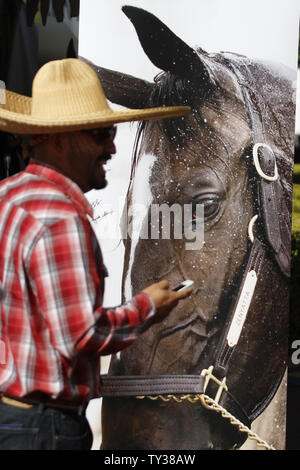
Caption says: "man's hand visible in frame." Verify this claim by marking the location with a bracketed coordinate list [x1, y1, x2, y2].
[142, 280, 193, 324]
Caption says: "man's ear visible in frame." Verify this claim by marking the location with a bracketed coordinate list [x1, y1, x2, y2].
[48, 133, 68, 157]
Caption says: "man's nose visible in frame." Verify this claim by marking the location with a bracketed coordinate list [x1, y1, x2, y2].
[108, 141, 116, 155]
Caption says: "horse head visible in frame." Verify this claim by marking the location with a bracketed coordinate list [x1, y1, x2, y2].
[86, 6, 294, 450]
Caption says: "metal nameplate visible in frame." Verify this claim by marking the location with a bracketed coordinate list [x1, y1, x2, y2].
[226, 270, 257, 347]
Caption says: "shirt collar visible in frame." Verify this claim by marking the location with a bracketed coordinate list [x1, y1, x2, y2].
[25, 159, 94, 218]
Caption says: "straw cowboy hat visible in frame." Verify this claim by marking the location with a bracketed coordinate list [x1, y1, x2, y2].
[0, 58, 190, 135]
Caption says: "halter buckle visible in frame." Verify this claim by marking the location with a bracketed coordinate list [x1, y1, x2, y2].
[248, 214, 258, 243]
[252, 143, 278, 182]
[201, 366, 228, 404]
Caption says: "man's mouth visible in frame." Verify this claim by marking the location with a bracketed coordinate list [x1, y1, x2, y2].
[97, 154, 112, 172]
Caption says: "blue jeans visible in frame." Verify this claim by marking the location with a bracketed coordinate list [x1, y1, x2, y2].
[0, 398, 93, 450]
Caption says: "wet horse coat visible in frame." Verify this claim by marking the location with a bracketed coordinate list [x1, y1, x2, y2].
[85, 6, 295, 450]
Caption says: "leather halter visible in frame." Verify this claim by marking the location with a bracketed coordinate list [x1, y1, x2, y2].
[99, 56, 291, 440]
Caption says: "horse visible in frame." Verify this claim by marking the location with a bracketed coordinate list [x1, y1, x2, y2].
[82, 6, 295, 450]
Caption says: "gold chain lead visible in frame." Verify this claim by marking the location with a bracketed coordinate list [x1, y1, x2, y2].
[135, 366, 276, 451]
[136, 393, 275, 450]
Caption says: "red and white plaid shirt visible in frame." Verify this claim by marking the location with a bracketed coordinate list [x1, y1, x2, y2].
[0, 160, 155, 403]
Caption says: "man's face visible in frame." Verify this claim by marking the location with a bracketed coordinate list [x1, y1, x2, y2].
[65, 126, 117, 193]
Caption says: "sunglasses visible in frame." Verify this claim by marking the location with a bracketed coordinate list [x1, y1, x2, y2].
[83, 126, 117, 142]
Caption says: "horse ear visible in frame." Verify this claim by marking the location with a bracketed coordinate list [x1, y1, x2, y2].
[79, 57, 154, 109]
[122, 5, 211, 81]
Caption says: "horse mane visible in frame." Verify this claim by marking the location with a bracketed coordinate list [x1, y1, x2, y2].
[147, 67, 219, 147]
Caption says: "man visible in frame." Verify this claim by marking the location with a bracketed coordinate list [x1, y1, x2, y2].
[0, 58, 191, 450]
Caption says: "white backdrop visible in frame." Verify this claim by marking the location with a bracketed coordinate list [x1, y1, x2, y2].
[78, 0, 300, 449]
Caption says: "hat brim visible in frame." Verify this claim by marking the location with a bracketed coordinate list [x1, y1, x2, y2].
[0, 90, 190, 135]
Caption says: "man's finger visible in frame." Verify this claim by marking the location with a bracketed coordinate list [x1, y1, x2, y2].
[158, 279, 170, 289]
[175, 287, 193, 299]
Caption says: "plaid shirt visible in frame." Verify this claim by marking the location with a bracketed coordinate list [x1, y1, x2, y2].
[0, 160, 155, 403]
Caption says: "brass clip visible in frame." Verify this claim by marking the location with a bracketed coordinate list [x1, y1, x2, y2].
[201, 366, 228, 404]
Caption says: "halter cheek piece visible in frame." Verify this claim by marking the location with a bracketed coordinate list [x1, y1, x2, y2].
[99, 56, 290, 448]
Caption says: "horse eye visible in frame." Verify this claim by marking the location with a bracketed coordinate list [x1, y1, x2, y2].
[192, 196, 221, 222]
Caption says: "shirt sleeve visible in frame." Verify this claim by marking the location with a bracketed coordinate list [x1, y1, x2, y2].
[27, 215, 156, 359]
